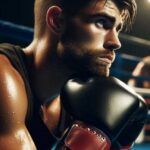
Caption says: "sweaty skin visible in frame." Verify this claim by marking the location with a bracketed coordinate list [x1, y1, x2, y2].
[0, 1, 123, 149]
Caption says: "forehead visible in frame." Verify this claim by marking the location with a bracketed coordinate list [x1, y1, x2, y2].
[80, 0, 123, 23]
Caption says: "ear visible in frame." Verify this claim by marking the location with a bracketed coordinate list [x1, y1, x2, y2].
[46, 6, 64, 33]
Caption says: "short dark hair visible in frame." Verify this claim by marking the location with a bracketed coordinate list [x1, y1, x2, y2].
[34, 0, 137, 37]
[53, 0, 136, 29]
[112, 0, 137, 31]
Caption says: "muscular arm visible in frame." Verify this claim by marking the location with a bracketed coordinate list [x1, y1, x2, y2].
[0, 55, 36, 150]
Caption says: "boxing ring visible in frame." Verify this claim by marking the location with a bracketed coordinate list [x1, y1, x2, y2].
[0, 20, 150, 150]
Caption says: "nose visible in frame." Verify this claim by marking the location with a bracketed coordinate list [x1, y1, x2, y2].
[104, 30, 121, 51]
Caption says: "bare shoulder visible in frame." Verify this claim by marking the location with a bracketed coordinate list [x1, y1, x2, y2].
[0, 55, 36, 149]
[0, 54, 28, 121]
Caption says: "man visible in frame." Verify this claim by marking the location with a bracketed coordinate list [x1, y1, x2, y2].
[0, 0, 137, 149]
[128, 56, 150, 88]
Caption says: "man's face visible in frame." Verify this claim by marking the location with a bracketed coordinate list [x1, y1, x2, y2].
[58, 0, 123, 77]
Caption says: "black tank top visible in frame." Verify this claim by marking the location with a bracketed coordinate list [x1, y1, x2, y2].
[0, 43, 56, 150]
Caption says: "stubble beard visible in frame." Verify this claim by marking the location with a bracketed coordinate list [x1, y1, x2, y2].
[58, 42, 111, 78]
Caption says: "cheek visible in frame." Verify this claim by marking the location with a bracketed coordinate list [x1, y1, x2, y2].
[78, 23, 107, 48]
[62, 22, 105, 49]
[89, 30, 106, 49]
[77, 25, 106, 49]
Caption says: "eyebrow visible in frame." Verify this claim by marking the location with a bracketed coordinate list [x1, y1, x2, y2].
[82, 12, 123, 31]
[91, 12, 116, 22]
[100, 13, 123, 31]
[83, 12, 116, 23]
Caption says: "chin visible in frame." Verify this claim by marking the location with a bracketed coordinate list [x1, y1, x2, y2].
[89, 66, 110, 77]
[97, 71, 109, 77]
[69, 63, 110, 78]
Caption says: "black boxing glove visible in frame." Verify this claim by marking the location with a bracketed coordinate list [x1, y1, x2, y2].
[111, 99, 147, 150]
[59, 77, 148, 150]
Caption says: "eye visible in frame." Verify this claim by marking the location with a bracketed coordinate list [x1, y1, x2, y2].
[116, 24, 123, 33]
[95, 18, 113, 30]
[95, 19, 106, 28]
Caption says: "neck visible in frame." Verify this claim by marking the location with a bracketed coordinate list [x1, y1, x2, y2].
[24, 38, 74, 103]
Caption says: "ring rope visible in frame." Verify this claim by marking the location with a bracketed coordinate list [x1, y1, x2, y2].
[0, 20, 33, 42]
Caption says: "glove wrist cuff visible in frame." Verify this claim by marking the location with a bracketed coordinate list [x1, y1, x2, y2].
[64, 121, 111, 150]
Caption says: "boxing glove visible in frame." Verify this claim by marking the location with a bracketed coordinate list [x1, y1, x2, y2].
[58, 76, 148, 150]
[111, 98, 147, 150]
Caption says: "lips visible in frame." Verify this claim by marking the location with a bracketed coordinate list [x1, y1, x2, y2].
[97, 55, 115, 65]
[98, 57, 112, 64]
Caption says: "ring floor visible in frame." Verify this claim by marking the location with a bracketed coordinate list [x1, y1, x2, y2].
[133, 143, 150, 150]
